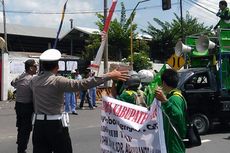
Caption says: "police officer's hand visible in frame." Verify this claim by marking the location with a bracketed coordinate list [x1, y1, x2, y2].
[155, 88, 168, 103]
[106, 69, 129, 81]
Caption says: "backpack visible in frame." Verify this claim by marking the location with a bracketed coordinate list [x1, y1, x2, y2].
[171, 90, 201, 148]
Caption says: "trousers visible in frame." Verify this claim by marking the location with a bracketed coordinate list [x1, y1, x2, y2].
[15, 102, 33, 153]
[64, 92, 76, 112]
[32, 120, 72, 153]
[79, 90, 93, 108]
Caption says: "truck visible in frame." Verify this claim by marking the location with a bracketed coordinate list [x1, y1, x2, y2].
[177, 66, 230, 134]
[173, 28, 230, 134]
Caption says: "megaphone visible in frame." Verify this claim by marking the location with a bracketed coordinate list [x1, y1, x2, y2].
[196, 35, 216, 52]
[175, 41, 192, 56]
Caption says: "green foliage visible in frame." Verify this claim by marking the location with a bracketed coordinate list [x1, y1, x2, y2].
[122, 51, 152, 72]
[142, 12, 212, 62]
[84, 32, 101, 60]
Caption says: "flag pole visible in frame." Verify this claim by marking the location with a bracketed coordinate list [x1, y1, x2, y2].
[53, 0, 68, 49]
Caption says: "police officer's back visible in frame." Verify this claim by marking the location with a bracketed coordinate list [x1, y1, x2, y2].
[30, 49, 129, 153]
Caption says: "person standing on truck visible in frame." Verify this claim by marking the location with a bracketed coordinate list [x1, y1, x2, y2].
[11, 59, 38, 153]
[155, 69, 187, 153]
[214, 0, 230, 30]
[30, 48, 129, 153]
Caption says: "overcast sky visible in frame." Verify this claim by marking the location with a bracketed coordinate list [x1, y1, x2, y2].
[0, 0, 228, 33]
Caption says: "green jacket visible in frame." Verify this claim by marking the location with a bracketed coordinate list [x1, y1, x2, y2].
[117, 89, 147, 107]
[218, 7, 230, 28]
[162, 89, 187, 153]
[117, 90, 137, 105]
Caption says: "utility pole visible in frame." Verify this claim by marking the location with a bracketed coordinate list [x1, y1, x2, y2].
[179, 0, 187, 69]
[104, 0, 108, 86]
[70, 18, 73, 56]
[180, 0, 183, 41]
[129, 0, 150, 70]
[1, 0, 8, 101]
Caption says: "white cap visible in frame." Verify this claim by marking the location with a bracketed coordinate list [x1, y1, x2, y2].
[71, 70, 76, 73]
[138, 70, 154, 83]
[40, 49, 61, 61]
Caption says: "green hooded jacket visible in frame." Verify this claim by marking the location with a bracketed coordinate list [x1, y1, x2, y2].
[162, 89, 187, 153]
[219, 7, 230, 28]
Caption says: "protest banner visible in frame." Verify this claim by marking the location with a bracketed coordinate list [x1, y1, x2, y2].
[100, 96, 166, 153]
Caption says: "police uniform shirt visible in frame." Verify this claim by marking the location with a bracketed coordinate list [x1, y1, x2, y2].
[30, 71, 109, 115]
[11, 72, 34, 103]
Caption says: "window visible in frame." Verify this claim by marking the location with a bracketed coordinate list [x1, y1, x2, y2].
[185, 72, 210, 89]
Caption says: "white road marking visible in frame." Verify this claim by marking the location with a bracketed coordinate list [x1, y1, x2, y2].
[202, 139, 211, 143]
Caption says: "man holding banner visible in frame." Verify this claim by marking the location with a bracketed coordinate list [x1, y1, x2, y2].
[155, 69, 187, 153]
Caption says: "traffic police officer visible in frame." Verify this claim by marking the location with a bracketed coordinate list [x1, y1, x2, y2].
[11, 59, 38, 153]
[30, 49, 129, 153]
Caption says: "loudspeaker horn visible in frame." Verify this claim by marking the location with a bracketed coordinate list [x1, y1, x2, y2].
[196, 35, 216, 52]
[175, 41, 192, 56]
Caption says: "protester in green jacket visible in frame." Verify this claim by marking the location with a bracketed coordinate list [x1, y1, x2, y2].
[112, 71, 147, 107]
[155, 69, 187, 153]
[214, 0, 230, 30]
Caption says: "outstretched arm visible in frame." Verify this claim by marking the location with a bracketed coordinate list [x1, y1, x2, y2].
[103, 69, 129, 81]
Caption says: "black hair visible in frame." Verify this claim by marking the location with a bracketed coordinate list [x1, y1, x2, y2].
[41, 61, 59, 71]
[220, 1, 227, 7]
[161, 69, 179, 88]
[25, 59, 35, 72]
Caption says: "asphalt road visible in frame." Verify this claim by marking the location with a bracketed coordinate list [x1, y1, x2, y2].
[0, 101, 229, 153]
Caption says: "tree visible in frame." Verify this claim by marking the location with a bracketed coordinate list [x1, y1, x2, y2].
[122, 51, 152, 72]
[143, 12, 212, 62]
[84, 32, 101, 60]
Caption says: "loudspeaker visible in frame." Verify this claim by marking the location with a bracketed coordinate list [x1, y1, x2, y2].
[196, 35, 216, 52]
[175, 41, 192, 56]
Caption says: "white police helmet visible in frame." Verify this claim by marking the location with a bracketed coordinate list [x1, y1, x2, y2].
[40, 49, 61, 61]
[138, 70, 154, 83]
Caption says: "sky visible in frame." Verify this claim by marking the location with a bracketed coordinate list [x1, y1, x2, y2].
[0, 0, 229, 34]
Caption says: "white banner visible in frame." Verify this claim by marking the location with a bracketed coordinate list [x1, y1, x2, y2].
[100, 96, 166, 153]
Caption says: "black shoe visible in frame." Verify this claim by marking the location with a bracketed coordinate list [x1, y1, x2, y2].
[72, 112, 78, 115]
[89, 107, 94, 110]
[93, 105, 97, 107]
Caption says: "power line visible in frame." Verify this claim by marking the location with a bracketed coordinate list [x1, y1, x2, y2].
[0, 2, 179, 15]
[183, 0, 216, 24]
[197, 0, 217, 8]
[186, 0, 216, 14]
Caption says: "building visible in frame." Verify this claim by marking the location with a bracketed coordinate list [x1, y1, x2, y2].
[0, 23, 98, 100]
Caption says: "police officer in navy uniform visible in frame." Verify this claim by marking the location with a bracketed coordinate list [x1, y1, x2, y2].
[30, 49, 129, 153]
[11, 59, 38, 153]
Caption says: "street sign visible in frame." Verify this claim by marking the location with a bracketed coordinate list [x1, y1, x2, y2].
[167, 54, 185, 70]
